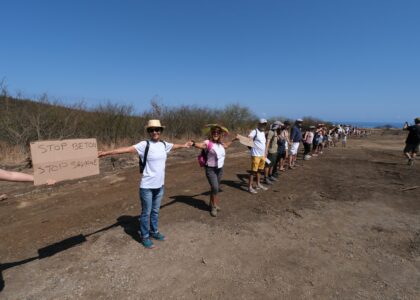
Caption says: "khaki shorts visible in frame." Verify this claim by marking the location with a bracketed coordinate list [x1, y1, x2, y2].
[251, 156, 265, 172]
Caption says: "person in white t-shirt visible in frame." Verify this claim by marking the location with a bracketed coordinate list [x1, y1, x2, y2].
[192, 124, 238, 217]
[247, 119, 268, 194]
[98, 120, 191, 249]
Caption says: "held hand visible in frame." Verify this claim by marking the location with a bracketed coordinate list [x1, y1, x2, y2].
[185, 141, 193, 148]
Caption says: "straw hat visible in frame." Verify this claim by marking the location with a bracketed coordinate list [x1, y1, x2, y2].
[202, 124, 229, 135]
[145, 119, 165, 129]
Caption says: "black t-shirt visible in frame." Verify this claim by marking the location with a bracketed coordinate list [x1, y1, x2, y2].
[406, 125, 420, 144]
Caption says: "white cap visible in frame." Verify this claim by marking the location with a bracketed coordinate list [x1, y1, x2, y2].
[296, 118, 303, 122]
[259, 118, 268, 124]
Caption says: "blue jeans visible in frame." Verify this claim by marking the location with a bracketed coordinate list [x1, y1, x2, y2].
[139, 186, 164, 240]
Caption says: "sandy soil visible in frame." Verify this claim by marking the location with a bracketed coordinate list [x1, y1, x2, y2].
[0, 130, 419, 299]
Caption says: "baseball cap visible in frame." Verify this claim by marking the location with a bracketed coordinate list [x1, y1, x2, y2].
[259, 118, 268, 124]
[296, 118, 303, 123]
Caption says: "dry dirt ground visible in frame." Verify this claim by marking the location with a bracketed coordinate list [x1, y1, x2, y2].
[0, 130, 419, 299]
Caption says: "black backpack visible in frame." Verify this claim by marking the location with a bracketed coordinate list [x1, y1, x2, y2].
[139, 140, 167, 173]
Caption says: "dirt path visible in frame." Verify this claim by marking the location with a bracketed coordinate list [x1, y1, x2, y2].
[1, 132, 419, 299]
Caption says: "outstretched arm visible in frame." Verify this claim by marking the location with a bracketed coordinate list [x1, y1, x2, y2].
[98, 146, 137, 158]
[192, 140, 207, 150]
[223, 136, 239, 149]
[0, 169, 34, 182]
[172, 141, 193, 150]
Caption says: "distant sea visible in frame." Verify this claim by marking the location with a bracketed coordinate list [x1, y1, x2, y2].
[333, 121, 404, 129]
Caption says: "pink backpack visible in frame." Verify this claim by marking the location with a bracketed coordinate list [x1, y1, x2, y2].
[197, 141, 213, 167]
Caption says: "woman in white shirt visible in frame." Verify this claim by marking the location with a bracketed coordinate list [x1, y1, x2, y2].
[98, 120, 191, 249]
[192, 124, 238, 217]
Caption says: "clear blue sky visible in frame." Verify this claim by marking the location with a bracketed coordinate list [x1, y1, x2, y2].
[1, 0, 419, 122]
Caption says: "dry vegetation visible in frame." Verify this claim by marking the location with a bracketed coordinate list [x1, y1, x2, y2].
[0, 86, 328, 164]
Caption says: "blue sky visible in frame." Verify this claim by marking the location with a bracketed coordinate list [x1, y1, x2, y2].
[1, 0, 419, 122]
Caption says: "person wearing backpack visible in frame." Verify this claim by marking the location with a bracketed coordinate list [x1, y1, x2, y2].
[403, 117, 420, 166]
[98, 120, 191, 249]
[247, 119, 268, 194]
[264, 121, 282, 183]
[192, 124, 238, 217]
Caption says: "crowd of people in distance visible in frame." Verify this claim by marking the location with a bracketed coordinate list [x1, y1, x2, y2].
[1, 117, 418, 250]
[244, 119, 354, 193]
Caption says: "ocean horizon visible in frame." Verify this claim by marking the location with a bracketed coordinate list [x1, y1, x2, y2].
[332, 121, 404, 129]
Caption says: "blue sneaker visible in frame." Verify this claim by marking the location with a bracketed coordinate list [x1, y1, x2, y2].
[151, 232, 165, 241]
[141, 238, 154, 249]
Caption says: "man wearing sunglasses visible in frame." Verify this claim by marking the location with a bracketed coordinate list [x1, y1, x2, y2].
[98, 119, 192, 249]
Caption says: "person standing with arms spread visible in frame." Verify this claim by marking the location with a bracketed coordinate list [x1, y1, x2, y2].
[289, 119, 303, 169]
[248, 119, 268, 194]
[192, 124, 238, 217]
[98, 120, 191, 249]
[403, 117, 420, 166]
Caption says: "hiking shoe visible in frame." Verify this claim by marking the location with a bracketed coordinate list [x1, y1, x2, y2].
[151, 232, 165, 241]
[257, 184, 268, 191]
[269, 176, 278, 182]
[210, 206, 217, 217]
[216, 205, 221, 211]
[248, 187, 258, 194]
[264, 178, 273, 185]
[141, 238, 155, 249]
[408, 158, 414, 166]
[272, 173, 279, 178]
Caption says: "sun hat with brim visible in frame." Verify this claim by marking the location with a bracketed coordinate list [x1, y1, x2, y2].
[145, 119, 165, 129]
[202, 124, 229, 135]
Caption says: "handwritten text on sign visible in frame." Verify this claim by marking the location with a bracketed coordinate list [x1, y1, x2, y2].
[30, 139, 99, 185]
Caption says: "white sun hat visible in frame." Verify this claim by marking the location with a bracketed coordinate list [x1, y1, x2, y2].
[145, 119, 165, 129]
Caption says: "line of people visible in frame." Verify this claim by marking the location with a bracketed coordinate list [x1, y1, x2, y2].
[98, 118, 348, 249]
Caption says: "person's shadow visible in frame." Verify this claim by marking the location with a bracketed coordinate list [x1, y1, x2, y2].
[0, 215, 139, 293]
[160, 194, 210, 211]
[219, 173, 250, 192]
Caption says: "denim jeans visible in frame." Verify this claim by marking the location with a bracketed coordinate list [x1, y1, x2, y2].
[139, 186, 164, 240]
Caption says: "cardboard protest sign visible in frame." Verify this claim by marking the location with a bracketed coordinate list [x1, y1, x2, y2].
[30, 139, 99, 186]
[237, 134, 254, 148]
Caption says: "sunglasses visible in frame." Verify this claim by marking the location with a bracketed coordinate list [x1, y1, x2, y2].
[212, 130, 222, 134]
[147, 127, 162, 133]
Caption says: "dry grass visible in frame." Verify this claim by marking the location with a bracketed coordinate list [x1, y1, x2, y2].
[0, 143, 29, 165]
